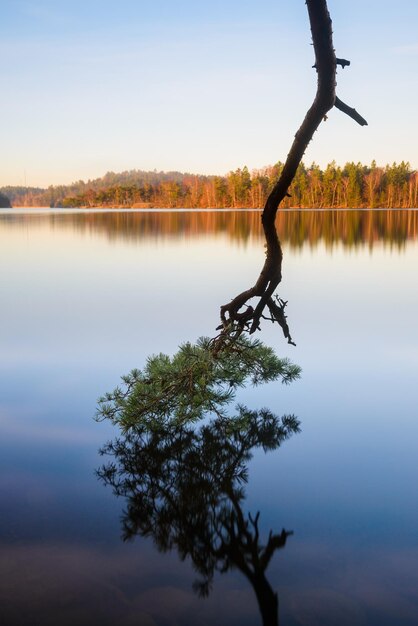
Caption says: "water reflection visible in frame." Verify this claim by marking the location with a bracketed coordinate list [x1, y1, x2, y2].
[1, 208, 417, 249]
[3, 207, 417, 623]
[97, 410, 300, 626]
[95, 198, 301, 623]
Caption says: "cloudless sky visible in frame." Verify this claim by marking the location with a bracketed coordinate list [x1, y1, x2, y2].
[2, 0, 418, 187]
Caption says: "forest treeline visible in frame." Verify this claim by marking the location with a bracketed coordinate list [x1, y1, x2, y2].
[2, 161, 418, 209]
[0, 192, 11, 208]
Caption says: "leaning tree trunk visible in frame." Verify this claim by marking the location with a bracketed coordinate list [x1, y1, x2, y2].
[219, 0, 367, 343]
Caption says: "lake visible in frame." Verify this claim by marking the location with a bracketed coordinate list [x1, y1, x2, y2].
[1, 208, 417, 626]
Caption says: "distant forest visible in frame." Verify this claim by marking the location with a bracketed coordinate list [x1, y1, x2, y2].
[2, 160, 418, 209]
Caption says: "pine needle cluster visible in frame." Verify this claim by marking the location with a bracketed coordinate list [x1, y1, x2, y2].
[96, 335, 301, 431]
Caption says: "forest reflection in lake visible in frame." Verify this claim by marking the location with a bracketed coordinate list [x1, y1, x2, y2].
[2, 207, 418, 249]
[0, 209, 418, 626]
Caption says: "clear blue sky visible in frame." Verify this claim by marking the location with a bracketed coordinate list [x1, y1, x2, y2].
[2, 0, 417, 187]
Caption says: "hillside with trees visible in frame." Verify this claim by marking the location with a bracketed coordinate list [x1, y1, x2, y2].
[2, 161, 417, 209]
[0, 191, 11, 208]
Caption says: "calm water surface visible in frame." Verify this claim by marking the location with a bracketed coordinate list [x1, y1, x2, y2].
[1, 209, 417, 625]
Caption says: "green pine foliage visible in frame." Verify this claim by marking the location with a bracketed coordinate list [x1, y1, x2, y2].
[96, 335, 301, 431]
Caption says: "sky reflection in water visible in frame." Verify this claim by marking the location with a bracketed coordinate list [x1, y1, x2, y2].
[0, 209, 418, 625]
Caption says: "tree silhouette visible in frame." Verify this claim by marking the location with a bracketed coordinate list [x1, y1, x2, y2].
[97, 410, 300, 626]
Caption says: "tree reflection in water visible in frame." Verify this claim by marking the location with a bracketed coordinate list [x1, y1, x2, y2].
[97, 408, 299, 626]
[94, 0, 372, 619]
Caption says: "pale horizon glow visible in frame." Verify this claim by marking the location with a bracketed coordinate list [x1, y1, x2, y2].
[2, 0, 418, 188]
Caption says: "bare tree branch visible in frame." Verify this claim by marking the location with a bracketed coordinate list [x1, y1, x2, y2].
[260, 529, 294, 571]
[335, 96, 368, 126]
[336, 57, 351, 68]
